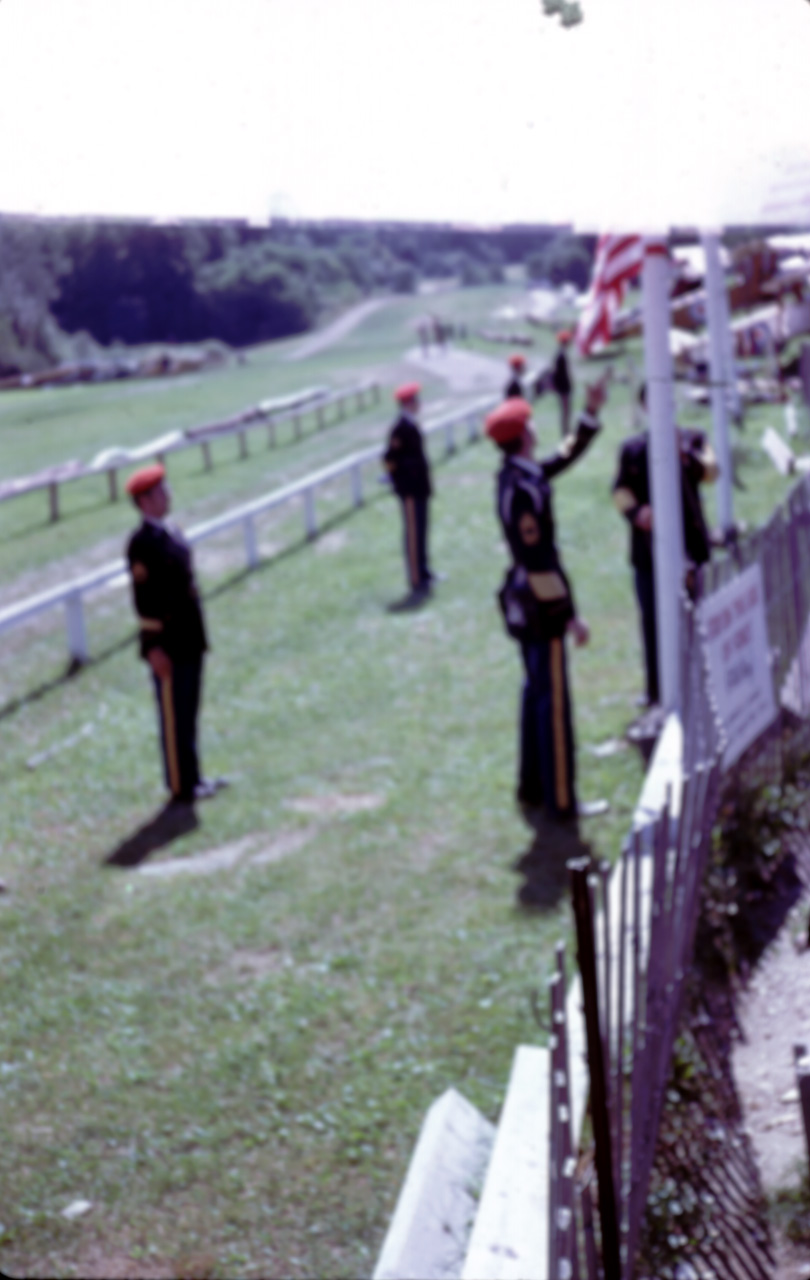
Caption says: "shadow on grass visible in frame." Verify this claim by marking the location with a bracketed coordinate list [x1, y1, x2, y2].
[103, 801, 199, 868]
[511, 817, 594, 911]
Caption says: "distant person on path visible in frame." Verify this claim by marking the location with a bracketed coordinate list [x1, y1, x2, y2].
[551, 331, 574, 436]
[486, 384, 610, 864]
[612, 384, 718, 709]
[505, 353, 527, 399]
[383, 383, 434, 610]
[125, 465, 225, 805]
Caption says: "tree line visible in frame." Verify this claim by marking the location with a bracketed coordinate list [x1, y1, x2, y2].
[0, 214, 596, 376]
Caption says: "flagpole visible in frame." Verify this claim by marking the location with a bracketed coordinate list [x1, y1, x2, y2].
[702, 230, 735, 540]
[642, 237, 684, 714]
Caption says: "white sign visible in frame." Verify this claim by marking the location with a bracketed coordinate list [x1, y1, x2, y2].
[698, 562, 777, 768]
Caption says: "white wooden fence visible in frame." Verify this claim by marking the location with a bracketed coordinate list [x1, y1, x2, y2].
[0, 380, 380, 522]
[0, 395, 497, 667]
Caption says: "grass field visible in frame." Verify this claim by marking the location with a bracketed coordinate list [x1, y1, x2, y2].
[0, 285, 801, 1279]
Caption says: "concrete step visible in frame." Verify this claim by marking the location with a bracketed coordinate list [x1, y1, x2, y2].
[372, 1087, 495, 1280]
[461, 1045, 550, 1280]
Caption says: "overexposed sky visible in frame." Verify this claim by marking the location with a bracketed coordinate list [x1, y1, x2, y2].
[1, 0, 809, 229]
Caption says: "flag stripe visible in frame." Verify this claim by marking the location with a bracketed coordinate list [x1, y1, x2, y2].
[576, 234, 644, 356]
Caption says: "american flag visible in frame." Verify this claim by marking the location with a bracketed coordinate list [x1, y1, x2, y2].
[575, 234, 644, 356]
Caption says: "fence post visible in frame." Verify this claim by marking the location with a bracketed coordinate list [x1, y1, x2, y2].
[337, 394, 345, 421]
[794, 1044, 810, 1171]
[317, 404, 325, 430]
[304, 488, 317, 539]
[243, 516, 259, 569]
[267, 417, 276, 448]
[467, 412, 478, 443]
[65, 592, 88, 665]
[351, 462, 364, 508]
[238, 430, 248, 460]
[445, 419, 455, 455]
[49, 481, 60, 523]
[355, 388, 364, 411]
[373, 382, 381, 405]
[107, 469, 118, 503]
[568, 856, 621, 1279]
[294, 411, 301, 440]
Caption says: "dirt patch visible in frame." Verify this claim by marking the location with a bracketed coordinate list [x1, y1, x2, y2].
[733, 907, 810, 1280]
[73, 1247, 178, 1279]
[228, 945, 292, 979]
[315, 529, 348, 554]
[134, 826, 319, 880]
[136, 833, 261, 879]
[284, 792, 384, 817]
[249, 826, 318, 866]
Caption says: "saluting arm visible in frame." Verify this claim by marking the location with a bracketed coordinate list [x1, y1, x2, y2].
[539, 409, 601, 479]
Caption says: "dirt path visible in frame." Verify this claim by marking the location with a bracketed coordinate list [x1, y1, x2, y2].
[403, 344, 506, 395]
[733, 902, 810, 1279]
[285, 297, 391, 361]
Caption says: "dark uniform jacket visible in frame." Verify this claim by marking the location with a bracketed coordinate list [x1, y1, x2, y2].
[551, 350, 572, 397]
[126, 519, 208, 661]
[612, 429, 714, 572]
[504, 376, 525, 399]
[383, 413, 432, 500]
[496, 412, 600, 639]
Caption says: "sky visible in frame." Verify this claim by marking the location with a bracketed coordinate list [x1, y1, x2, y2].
[1, 0, 809, 230]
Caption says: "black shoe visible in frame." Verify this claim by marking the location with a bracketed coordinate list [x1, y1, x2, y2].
[387, 588, 429, 613]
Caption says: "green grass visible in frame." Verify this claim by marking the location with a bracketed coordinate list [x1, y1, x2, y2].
[0, 286, 803, 1279]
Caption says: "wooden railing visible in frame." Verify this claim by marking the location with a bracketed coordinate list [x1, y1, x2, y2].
[0, 380, 380, 522]
[0, 395, 497, 667]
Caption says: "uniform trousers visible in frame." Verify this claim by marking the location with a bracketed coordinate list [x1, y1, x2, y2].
[151, 656, 204, 801]
[400, 495, 431, 591]
[518, 636, 577, 819]
[634, 566, 659, 705]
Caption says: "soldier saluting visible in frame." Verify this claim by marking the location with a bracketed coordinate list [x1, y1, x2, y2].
[125, 464, 224, 805]
[486, 384, 610, 847]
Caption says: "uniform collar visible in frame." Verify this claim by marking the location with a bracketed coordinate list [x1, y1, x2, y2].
[510, 454, 540, 477]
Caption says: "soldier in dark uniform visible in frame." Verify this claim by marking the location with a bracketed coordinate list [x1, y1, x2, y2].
[505, 353, 527, 399]
[125, 464, 224, 804]
[612, 386, 718, 707]
[486, 386, 610, 836]
[551, 331, 574, 436]
[383, 383, 434, 609]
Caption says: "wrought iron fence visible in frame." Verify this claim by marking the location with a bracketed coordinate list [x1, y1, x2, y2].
[550, 473, 810, 1279]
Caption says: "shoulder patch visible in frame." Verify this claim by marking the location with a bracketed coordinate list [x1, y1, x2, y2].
[131, 562, 148, 584]
[518, 512, 541, 546]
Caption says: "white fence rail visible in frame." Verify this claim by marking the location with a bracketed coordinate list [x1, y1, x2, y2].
[0, 380, 381, 522]
[0, 395, 496, 666]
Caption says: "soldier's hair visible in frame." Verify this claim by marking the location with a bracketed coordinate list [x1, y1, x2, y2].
[500, 437, 524, 457]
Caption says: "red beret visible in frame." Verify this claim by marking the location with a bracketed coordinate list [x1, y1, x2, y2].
[485, 398, 532, 446]
[557, 330, 572, 344]
[394, 382, 421, 404]
[509, 353, 526, 370]
[125, 463, 166, 497]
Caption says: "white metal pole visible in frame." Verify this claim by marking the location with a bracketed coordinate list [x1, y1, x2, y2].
[716, 261, 742, 423]
[702, 232, 735, 539]
[642, 238, 684, 714]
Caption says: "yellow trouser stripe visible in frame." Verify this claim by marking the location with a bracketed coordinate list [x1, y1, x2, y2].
[404, 497, 419, 588]
[160, 674, 181, 796]
[550, 638, 570, 812]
